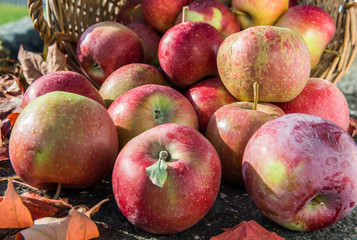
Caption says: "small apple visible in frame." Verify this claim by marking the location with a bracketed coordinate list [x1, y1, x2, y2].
[275, 78, 350, 132]
[142, 0, 193, 33]
[206, 101, 285, 185]
[175, 0, 240, 38]
[22, 71, 106, 108]
[112, 123, 221, 234]
[127, 23, 161, 66]
[275, 5, 336, 69]
[232, 0, 289, 29]
[114, 0, 146, 25]
[159, 21, 223, 89]
[184, 77, 237, 132]
[217, 25, 311, 102]
[108, 84, 199, 149]
[9, 91, 119, 190]
[77, 21, 143, 86]
[99, 63, 168, 107]
[242, 113, 357, 231]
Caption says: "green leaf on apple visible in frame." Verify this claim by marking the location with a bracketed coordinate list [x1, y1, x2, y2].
[145, 151, 169, 188]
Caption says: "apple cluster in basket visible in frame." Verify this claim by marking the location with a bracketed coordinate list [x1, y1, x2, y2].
[9, 0, 357, 235]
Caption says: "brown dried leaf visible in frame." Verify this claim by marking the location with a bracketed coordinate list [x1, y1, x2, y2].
[0, 73, 23, 121]
[348, 116, 357, 137]
[46, 43, 67, 74]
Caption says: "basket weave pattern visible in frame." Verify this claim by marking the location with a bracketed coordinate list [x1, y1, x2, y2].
[28, 0, 357, 84]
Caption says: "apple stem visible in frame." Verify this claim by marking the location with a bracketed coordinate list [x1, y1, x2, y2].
[324, 49, 341, 57]
[314, 196, 324, 206]
[231, 9, 246, 16]
[145, 150, 169, 188]
[159, 150, 169, 162]
[253, 82, 259, 111]
[182, 6, 189, 23]
[52, 183, 62, 199]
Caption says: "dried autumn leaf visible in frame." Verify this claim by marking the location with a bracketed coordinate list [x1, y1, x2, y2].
[16, 209, 99, 240]
[0, 73, 23, 121]
[348, 116, 357, 137]
[0, 180, 34, 228]
[210, 220, 285, 240]
[8, 112, 20, 127]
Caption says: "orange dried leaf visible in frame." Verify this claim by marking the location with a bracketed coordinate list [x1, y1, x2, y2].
[7, 112, 20, 127]
[67, 209, 99, 240]
[210, 220, 284, 240]
[0, 180, 33, 228]
[348, 116, 357, 137]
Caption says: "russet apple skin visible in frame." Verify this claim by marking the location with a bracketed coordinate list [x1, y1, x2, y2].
[10, 91, 119, 190]
[275, 5, 336, 69]
[242, 113, 357, 231]
[184, 77, 237, 132]
[217, 26, 311, 102]
[142, 0, 192, 33]
[275, 78, 349, 132]
[114, 0, 146, 25]
[108, 84, 199, 149]
[175, 0, 240, 38]
[22, 71, 106, 108]
[205, 102, 285, 185]
[232, 0, 289, 29]
[77, 21, 143, 86]
[112, 123, 221, 234]
[99, 63, 168, 107]
[159, 22, 223, 89]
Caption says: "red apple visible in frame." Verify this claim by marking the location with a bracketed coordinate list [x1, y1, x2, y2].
[175, 0, 240, 38]
[275, 78, 350, 132]
[142, 0, 193, 33]
[108, 84, 199, 149]
[22, 71, 106, 108]
[232, 0, 289, 29]
[76, 21, 143, 86]
[289, 0, 298, 7]
[112, 123, 221, 234]
[206, 101, 285, 185]
[127, 23, 161, 66]
[217, 25, 311, 102]
[275, 5, 336, 69]
[9, 91, 119, 190]
[184, 77, 237, 132]
[242, 113, 357, 231]
[159, 22, 223, 89]
[114, 0, 146, 25]
[99, 63, 168, 107]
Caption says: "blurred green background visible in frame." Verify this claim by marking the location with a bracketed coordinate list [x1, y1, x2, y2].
[0, 2, 29, 26]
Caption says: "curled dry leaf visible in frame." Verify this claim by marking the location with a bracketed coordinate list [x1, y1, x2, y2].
[348, 116, 357, 138]
[210, 220, 284, 240]
[0, 180, 33, 228]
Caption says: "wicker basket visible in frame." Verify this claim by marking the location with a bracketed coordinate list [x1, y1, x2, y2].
[28, 0, 357, 84]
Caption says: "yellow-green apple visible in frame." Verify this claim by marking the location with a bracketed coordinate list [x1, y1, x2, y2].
[9, 91, 118, 190]
[159, 22, 223, 89]
[242, 113, 357, 231]
[205, 102, 285, 185]
[275, 78, 349, 132]
[108, 84, 199, 149]
[232, 0, 289, 29]
[127, 23, 161, 66]
[22, 71, 106, 108]
[275, 5, 336, 69]
[114, 0, 146, 25]
[76, 21, 143, 86]
[99, 63, 168, 107]
[142, 0, 192, 33]
[184, 77, 237, 132]
[217, 26, 311, 102]
[112, 123, 221, 234]
[174, 0, 240, 38]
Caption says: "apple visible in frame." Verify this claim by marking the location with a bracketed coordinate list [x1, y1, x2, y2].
[9, 91, 119, 190]
[174, 0, 240, 38]
[159, 21, 223, 89]
[108, 84, 199, 149]
[231, 0, 289, 29]
[142, 0, 193, 33]
[114, 0, 146, 25]
[217, 25, 311, 102]
[205, 101, 285, 185]
[275, 5, 336, 69]
[99, 63, 168, 107]
[76, 21, 143, 86]
[275, 78, 350, 132]
[289, 0, 298, 7]
[242, 113, 357, 231]
[22, 71, 106, 108]
[184, 77, 237, 132]
[112, 123, 221, 234]
[127, 23, 161, 66]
